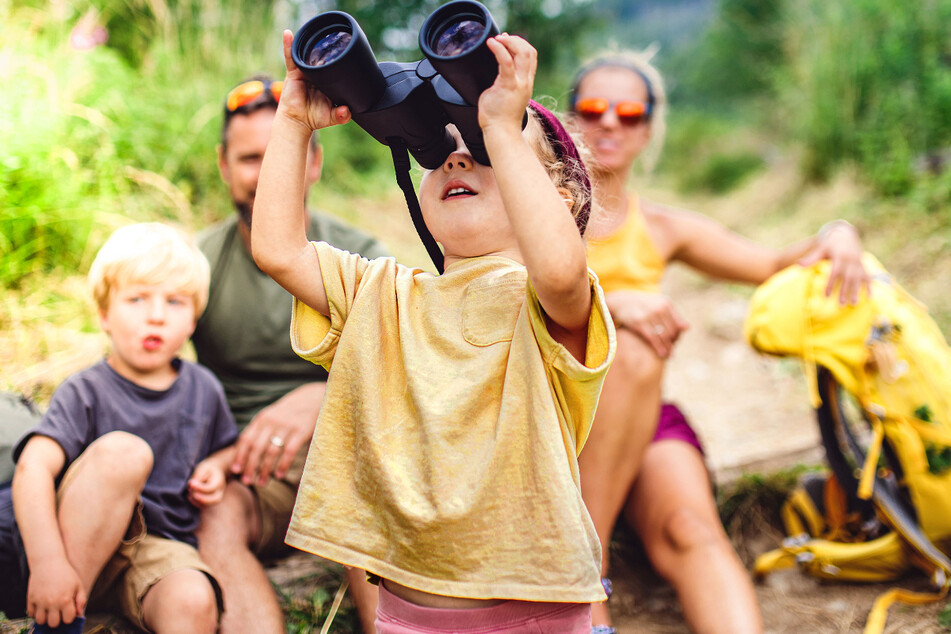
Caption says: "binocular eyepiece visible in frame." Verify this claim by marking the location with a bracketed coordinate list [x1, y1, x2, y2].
[291, 0, 504, 168]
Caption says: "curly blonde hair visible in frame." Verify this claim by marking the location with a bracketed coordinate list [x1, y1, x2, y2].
[523, 100, 599, 236]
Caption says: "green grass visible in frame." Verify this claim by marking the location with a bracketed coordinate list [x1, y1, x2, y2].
[939, 601, 951, 631]
[717, 467, 806, 538]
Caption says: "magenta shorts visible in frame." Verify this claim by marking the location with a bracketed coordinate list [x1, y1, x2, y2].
[375, 582, 592, 633]
[652, 403, 704, 454]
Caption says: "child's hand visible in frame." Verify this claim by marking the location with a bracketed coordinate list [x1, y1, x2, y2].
[477, 33, 537, 134]
[277, 29, 352, 134]
[187, 461, 227, 508]
[27, 557, 86, 628]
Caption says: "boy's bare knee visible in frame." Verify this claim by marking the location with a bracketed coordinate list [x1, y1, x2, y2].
[86, 431, 154, 483]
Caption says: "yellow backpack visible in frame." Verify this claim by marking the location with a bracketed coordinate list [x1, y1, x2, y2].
[743, 254, 951, 633]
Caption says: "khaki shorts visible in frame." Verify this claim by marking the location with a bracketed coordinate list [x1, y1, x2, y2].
[57, 450, 224, 631]
[251, 449, 307, 559]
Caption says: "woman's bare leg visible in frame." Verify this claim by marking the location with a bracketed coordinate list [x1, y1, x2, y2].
[625, 441, 762, 634]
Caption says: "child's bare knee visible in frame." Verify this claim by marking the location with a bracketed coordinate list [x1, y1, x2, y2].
[88, 431, 154, 481]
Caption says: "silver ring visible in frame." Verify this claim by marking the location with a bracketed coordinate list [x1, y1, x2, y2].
[653, 324, 665, 335]
[269, 435, 285, 449]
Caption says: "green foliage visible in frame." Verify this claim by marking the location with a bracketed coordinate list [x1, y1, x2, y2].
[658, 110, 765, 193]
[681, 151, 764, 194]
[277, 577, 360, 634]
[781, 0, 951, 195]
[717, 467, 804, 529]
[0, 610, 29, 633]
[0, 1, 287, 289]
[910, 167, 951, 215]
[671, 0, 786, 104]
[939, 601, 951, 630]
[654, 0, 951, 201]
[926, 443, 951, 476]
[0, 12, 134, 287]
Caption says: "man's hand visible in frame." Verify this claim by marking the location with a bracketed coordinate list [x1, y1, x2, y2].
[230, 382, 326, 486]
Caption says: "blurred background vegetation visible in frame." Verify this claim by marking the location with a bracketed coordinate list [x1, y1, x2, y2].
[2, 0, 950, 380]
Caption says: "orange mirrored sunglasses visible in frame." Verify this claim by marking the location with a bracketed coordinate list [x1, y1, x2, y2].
[574, 97, 651, 125]
[225, 80, 283, 113]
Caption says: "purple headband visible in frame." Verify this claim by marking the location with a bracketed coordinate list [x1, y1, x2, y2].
[528, 100, 592, 235]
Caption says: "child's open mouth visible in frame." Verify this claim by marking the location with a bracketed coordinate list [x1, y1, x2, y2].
[445, 187, 474, 198]
[143, 335, 163, 351]
[442, 181, 477, 200]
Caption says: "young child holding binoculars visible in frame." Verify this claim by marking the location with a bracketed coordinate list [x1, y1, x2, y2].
[251, 27, 615, 633]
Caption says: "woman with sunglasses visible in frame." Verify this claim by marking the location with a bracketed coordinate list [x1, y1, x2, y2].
[569, 54, 870, 633]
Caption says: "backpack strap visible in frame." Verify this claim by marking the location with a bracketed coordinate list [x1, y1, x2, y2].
[864, 584, 950, 634]
[781, 486, 826, 538]
[856, 413, 885, 501]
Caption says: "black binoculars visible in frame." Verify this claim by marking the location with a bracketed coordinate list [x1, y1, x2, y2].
[291, 0, 506, 169]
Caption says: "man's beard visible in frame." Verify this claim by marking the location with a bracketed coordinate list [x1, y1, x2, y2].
[235, 200, 253, 228]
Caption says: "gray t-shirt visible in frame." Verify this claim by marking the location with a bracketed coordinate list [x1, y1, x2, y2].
[13, 359, 237, 546]
[193, 211, 389, 428]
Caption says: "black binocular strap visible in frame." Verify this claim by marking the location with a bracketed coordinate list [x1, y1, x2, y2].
[389, 140, 445, 274]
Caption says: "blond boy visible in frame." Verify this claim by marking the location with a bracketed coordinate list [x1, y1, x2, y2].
[0, 223, 238, 633]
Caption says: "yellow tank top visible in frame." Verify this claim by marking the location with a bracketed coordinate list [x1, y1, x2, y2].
[585, 197, 665, 293]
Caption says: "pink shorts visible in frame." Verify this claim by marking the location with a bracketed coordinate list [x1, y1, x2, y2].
[652, 403, 704, 454]
[375, 582, 591, 633]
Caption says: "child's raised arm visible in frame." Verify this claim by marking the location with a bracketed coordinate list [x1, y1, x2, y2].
[251, 30, 352, 316]
[479, 35, 592, 354]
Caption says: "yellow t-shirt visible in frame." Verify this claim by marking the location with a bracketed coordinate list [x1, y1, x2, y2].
[585, 197, 665, 293]
[286, 242, 615, 602]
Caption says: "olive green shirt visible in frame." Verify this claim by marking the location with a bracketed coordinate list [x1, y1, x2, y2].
[193, 212, 389, 428]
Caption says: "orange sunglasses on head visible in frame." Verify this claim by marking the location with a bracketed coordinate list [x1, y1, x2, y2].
[574, 97, 651, 125]
[225, 80, 283, 113]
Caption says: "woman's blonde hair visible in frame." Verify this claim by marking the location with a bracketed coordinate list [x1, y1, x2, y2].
[89, 222, 210, 316]
[568, 46, 668, 173]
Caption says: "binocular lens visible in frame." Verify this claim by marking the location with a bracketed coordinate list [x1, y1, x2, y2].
[306, 31, 352, 67]
[433, 19, 484, 57]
